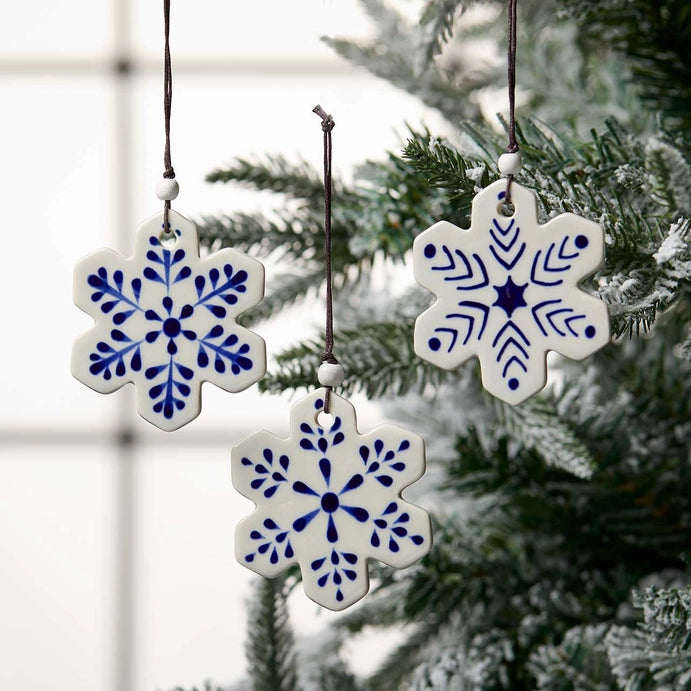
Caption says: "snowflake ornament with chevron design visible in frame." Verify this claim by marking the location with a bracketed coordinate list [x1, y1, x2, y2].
[72, 210, 266, 431]
[232, 389, 432, 611]
[413, 178, 610, 404]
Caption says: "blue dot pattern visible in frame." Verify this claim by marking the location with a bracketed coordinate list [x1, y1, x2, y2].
[232, 390, 432, 610]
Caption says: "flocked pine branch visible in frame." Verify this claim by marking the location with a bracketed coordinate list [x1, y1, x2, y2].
[258, 319, 450, 398]
[407, 623, 515, 690]
[301, 629, 363, 691]
[369, 618, 467, 691]
[207, 155, 326, 202]
[605, 626, 656, 690]
[527, 624, 615, 690]
[238, 269, 324, 327]
[562, 0, 691, 128]
[307, 665, 361, 691]
[403, 134, 488, 210]
[198, 148, 454, 258]
[245, 575, 300, 691]
[188, 1, 691, 688]
[322, 39, 474, 126]
[417, 0, 479, 67]
[322, 0, 485, 124]
[634, 585, 691, 654]
[208, 119, 689, 407]
[678, 324, 691, 362]
[403, 121, 691, 337]
[497, 397, 597, 479]
[606, 621, 691, 690]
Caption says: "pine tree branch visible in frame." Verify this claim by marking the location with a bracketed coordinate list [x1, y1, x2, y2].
[634, 585, 691, 653]
[403, 133, 488, 209]
[196, 211, 320, 259]
[199, 149, 454, 269]
[418, 0, 480, 67]
[605, 626, 655, 690]
[563, 0, 691, 129]
[194, 2, 691, 689]
[323, 36, 477, 125]
[406, 622, 516, 690]
[528, 624, 615, 689]
[196, 207, 362, 266]
[238, 268, 324, 327]
[497, 397, 597, 479]
[606, 620, 691, 690]
[308, 663, 362, 691]
[354, 0, 400, 26]
[206, 155, 327, 202]
[195, 209, 369, 317]
[366, 620, 448, 691]
[245, 575, 300, 691]
[678, 325, 691, 362]
[403, 121, 691, 338]
[258, 319, 450, 398]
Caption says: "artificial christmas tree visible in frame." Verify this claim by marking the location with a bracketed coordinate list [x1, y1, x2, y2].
[181, 0, 690, 688]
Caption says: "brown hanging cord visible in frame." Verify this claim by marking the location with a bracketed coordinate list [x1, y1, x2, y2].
[162, 0, 176, 233]
[313, 104, 338, 413]
[505, 0, 519, 204]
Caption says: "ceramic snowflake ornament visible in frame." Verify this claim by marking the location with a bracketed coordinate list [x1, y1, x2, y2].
[413, 179, 610, 404]
[232, 389, 432, 610]
[72, 210, 266, 431]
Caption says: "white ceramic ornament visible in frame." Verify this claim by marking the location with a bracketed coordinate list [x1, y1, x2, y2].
[72, 210, 266, 431]
[413, 179, 610, 404]
[232, 389, 432, 610]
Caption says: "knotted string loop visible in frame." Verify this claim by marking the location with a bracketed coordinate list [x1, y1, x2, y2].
[312, 105, 339, 411]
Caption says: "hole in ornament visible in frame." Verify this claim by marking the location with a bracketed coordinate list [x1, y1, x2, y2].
[159, 230, 178, 247]
[316, 411, 335, 428]
[497, 201, 515, 217]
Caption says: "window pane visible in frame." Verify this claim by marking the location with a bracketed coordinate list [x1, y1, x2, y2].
[0, 0, 110, 58]
[0, 78, 119, 430]
[0, 446, 118, 691]
[130, 71, 440, 214]
[132, 0, 372, 60]
[132, 446, 253, 690]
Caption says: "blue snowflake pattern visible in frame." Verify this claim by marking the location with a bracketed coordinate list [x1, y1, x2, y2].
[73, 210, 266, 430]
[413, 180, 610, 404]
[369, 501, 426, 553]
[232, 390, 432, 610]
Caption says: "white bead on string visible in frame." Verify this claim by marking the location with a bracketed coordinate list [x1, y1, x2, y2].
[497, 152, 523, 176]
[156, 178, 179, 201]
[318, 362, 345, 387]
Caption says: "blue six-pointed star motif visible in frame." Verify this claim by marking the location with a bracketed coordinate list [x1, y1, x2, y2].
[413, 180, 610, 404]
[232, 389, 432, 610]
[492, 276, 528, 317]
[72, 210, 266, 431]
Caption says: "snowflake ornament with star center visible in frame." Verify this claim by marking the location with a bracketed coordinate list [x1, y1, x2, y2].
[232, 389, 432, 611]
[413, 179, 610, 404]
[72, 210, 266, 431]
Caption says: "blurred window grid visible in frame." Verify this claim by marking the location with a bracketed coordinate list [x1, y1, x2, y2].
[0, 2, 436, 690]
